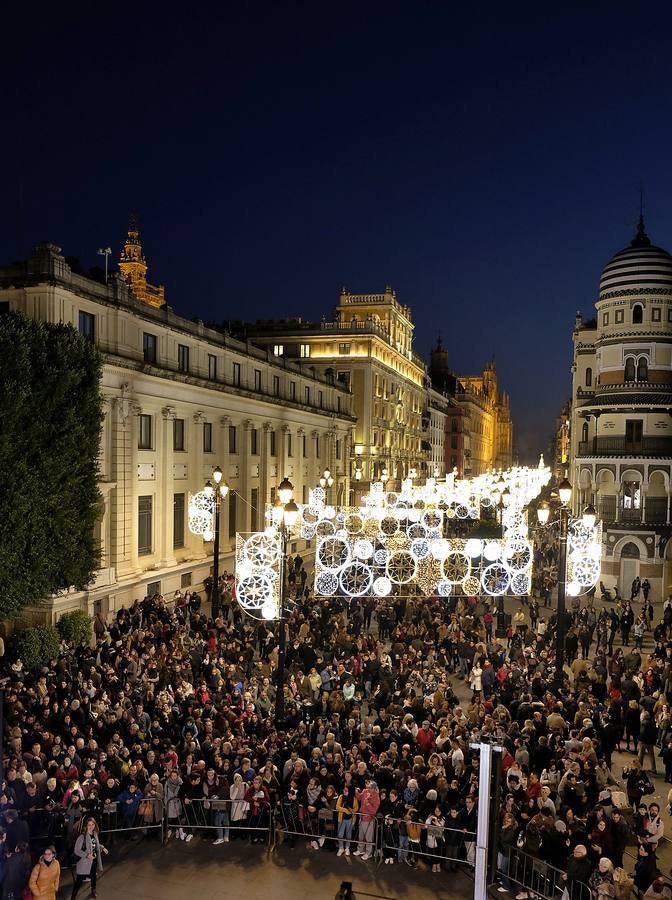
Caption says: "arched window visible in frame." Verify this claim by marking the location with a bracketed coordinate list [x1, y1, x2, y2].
[624, 357, 636, 381]
[632, 304, 643, 324]
[637, 357, 648, 381]
[621, 541, 640, 558]
[582, 422, 589, 442]
[585, 367, 592, 387]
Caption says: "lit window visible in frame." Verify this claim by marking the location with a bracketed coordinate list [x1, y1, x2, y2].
[178, 344, 189, 373]
[339, 343, 351, 355]
[300, 344, 311, 358]
[273, 344, 284, 356]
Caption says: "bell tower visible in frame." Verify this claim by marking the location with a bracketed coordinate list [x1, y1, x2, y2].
[118, 215, 165, 308]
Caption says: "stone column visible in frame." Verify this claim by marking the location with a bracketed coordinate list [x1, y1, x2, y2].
[240, 420, 253, 531]
[280, 424, 290, 480]
[260, 422, 272, 512]
[159, 406, 177, 568]
[109, 393, 141, 577]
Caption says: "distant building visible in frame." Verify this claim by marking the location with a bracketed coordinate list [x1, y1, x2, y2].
[569, 216, 672, 598]
[552, 400, 572, 481]
[0, 232, 353, 620]
[232, 287, 429, 497]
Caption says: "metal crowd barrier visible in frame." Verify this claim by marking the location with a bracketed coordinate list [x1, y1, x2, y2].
[98, 797, 165, 843]
[378, 817, 476, 869]
[274, 805, 376, 856]
[502, 846, 591, 900]
[170, 797, 273, 848]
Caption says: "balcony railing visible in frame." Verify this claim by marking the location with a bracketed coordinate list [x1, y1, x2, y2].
[577, 436, 672, 457]
[597, 497, 667, 525]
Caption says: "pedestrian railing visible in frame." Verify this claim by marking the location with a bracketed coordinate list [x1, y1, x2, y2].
[378, 817, 476, 869]
[275, 805, 377, 856]
[172, 798, 273, 848]
[99, 797, 165, 842]
[500, 846, 591, 900]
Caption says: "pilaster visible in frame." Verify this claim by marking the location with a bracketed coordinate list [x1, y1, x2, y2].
[159, 406, 177, 567]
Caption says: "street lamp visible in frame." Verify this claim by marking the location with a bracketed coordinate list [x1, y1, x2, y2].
[204, 465, 229, 617]
[319, 468, 334, 502]
[271, 478, 298, 725]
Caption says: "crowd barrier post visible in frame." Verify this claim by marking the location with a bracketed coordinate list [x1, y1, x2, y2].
[274, 805, 376, 857]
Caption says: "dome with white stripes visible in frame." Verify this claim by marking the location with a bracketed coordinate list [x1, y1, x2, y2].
[599, 216, 672, 298]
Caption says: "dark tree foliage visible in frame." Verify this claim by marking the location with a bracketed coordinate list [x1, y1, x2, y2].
[0, 312, 103, 618]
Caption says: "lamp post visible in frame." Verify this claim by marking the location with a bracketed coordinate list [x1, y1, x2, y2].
[204, 466, 229, 617]
[271, 477, 299, 725]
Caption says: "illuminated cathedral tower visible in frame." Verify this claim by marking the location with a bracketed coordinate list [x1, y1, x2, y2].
[118, 216, 165, 308]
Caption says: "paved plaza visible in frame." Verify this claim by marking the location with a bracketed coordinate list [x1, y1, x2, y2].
[69, 838, 475, 900]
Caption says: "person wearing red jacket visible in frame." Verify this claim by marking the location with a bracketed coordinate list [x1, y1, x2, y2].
[354, 780, 380, 860]
[416, 721, 436, 754]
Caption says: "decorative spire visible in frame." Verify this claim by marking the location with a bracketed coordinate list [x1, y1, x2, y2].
[631, 212, 652, 248]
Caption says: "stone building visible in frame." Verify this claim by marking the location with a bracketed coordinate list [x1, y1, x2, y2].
[232, 287, 428, 497]
[569, 216, 672, 599]
[0, 228, 353, 620]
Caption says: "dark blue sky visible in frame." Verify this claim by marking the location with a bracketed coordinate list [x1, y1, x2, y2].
[2, 1, 672, 463]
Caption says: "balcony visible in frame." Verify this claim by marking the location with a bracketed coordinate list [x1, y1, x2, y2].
[597, 497, 667, 526]
[577, 436, 672, 457]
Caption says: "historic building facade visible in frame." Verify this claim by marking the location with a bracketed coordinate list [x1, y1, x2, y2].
[569, 217, 672, 599]
[233, 288, 429, 497]
[0, 232, 353, 620]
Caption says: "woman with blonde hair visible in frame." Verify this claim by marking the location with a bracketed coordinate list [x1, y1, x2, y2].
[28, 846, 60, 900]
[612, 868, 634, 900]
[72, 817, 108, 899]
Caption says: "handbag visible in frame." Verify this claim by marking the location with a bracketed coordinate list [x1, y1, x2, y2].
[138, 799, 154, 818]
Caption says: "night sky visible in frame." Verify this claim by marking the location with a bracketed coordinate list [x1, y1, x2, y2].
[2, 2, 672, 463]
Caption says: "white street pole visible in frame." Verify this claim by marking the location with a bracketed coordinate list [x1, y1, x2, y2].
[472, 740, 499, 900]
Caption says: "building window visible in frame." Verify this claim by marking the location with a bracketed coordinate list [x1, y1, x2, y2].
[339, 342, 351, 355]
[273, 375, 280, 397]
[254, 369, 262, 391]
[624, 357, 636, 381]
[143, 332, 157, 364]
[623, 480, 641, 509]
[208, 354, 218, 380]
[337, 371, 351, 389]
[287, 434, 293, 457]
[581, 422, 588, 442]
[229, 425, 237, 453]
[273, 344, 284, 356]
[232, 362, 241, 386]
[315, 436, 320, 458]
[652, 307, 661, 322]
[632, 304, 643, 324]
[78, 311, 95, 342]
[203, 422, 213, 453]
[336, 440, 341, 459]
[178, 344, 190, 373]
[173, 493, 185, 549]
[602, 312, 609, 326]
[668, 309, 672, 323]
[228, 491, 237, 539]
[251, 428, 258, 455]
[181, 571, 192, 588]
[303, 434, 307, 457]
[615, 309, 624, 323]
[318, 390, 323, 407]
[300, 344, 311, 358]
[270, 431, 277, 456]
[305, 386, 310, 405]
[637, 357, 648, 381]
[290, 381, 296, 401]
[173, 418, 185, 451]
[138, 496, 153, 555]
[625, 419, 643, 450]
[585, 367, 592, 387]
[138, 414, 153, 450]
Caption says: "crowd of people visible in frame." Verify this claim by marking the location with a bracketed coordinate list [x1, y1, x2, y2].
[0, 549, 671, 899]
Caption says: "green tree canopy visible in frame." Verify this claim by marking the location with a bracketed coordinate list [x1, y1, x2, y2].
[0, 312, 103, 618]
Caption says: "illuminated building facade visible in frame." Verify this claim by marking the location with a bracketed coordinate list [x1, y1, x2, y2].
[235, 287, 428, 495]
[570, 217, 672, 598]
[0, 236, 353, 620]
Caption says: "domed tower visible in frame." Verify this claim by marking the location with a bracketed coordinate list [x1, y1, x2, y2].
[570, 215, 672, 597]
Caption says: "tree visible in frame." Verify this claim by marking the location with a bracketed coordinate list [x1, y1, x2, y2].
[56, 609, 93, 645]
[15, 625, 60, 671]
[0, 312, 103, 618]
